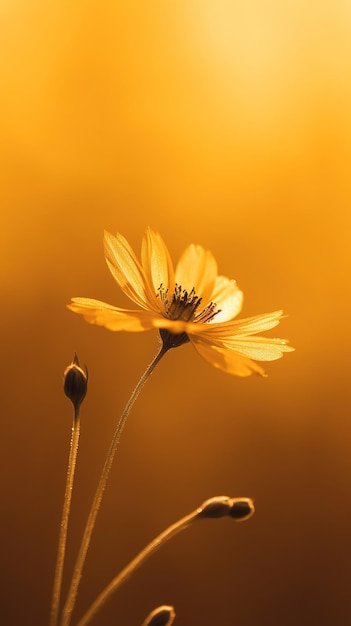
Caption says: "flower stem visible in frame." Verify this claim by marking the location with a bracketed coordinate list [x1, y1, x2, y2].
[75, 508, 199, 626]
[74, 495, 255, 626]
[50, 408, 81, 626]
[60, 343, 169, 626]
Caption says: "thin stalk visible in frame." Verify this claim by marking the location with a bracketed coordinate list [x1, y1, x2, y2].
[60, 343, 169, 626]
[75, 508, 200, 626]
[50, 408, 81, 626]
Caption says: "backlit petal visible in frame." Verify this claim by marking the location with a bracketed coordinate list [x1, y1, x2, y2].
[190, 337, 267, 377]
[104, 231, 149, 309]
[212, 335, 294, 361]
[150, 317, 193, 334]
[141, 228, 175, 310]
[68, 298, 157, 331]
[202, 310, 286, 338]
[209, 275, 243, 322]
[175, 244, 217, 301]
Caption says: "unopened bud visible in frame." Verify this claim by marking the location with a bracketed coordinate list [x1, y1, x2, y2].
[229, 498, 255, 521]
[141, 605, 175, 626]
[63, 353, 88, 413]
[197, 496, 232, 519]
[196, 496, 255, 522]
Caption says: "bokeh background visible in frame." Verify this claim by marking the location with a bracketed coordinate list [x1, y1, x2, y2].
[1, 1, 350, 625]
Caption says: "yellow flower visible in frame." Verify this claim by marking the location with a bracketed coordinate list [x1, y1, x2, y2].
[68, 228, 294, 376]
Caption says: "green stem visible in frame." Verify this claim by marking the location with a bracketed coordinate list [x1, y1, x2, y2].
[75, 508, 199, 626]
[50, 409, 81, 626]
[60, 343, 169, 626]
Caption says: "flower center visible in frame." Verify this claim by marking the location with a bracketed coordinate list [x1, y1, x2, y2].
[157, 283, 220, 324]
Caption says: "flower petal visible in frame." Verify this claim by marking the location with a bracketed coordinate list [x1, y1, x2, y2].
[141, 228, 175, 310]
[190, 337, 267, 377]
[213, 335, 295, 361]
[104, 231, 149, 309]
[202, 310, 287, 338]
[175, 244, 217, 302]
[150, 317, 193, 334]
[209, 275, 243, 322]
[68, 298, 157, 331]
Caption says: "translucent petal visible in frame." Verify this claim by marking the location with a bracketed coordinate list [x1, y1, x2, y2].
[151, 317, 193, 334]
[104, 231, 149, 309]
[190, 337, 267, 377]
[68, 298, 156, 332]
[175, 244, 217, 302]
[213, 335, 295, 361]
[141, 228, 175, 310]
[203, 310, 286, 338]
[209, 275, 243, 322]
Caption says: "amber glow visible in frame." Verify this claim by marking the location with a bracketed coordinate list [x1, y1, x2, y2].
[1, 2, 350, 626]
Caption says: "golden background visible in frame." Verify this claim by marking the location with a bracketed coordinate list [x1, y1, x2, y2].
[1, 1, 350, 625]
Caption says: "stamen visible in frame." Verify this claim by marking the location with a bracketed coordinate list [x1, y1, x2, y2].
[194, 302, 221, 324]
[157, 283, 221, 324]
[156, 284, 169, 307]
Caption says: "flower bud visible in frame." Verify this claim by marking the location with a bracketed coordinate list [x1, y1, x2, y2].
[196, 496, 255, 521]
[141, 605, 176, 626]
[229, 498, 255, 521]
[63, 353, 88, 413]
[197, 496, 232, 519]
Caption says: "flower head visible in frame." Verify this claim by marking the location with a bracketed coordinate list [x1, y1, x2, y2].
[68, 228, 294, 376]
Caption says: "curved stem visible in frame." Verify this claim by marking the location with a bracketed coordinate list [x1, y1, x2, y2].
[75, 509, 200, 626]
[60, 343, 169, 626]
[50, 409, 81, 626]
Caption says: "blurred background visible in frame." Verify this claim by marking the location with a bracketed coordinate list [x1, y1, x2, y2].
[1, 1, 350, 625]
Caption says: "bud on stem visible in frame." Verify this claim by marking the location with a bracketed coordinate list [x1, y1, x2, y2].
[197, 496, 255, 521]
[63, 353, 88, 413]
[141, 605, 176, 626]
